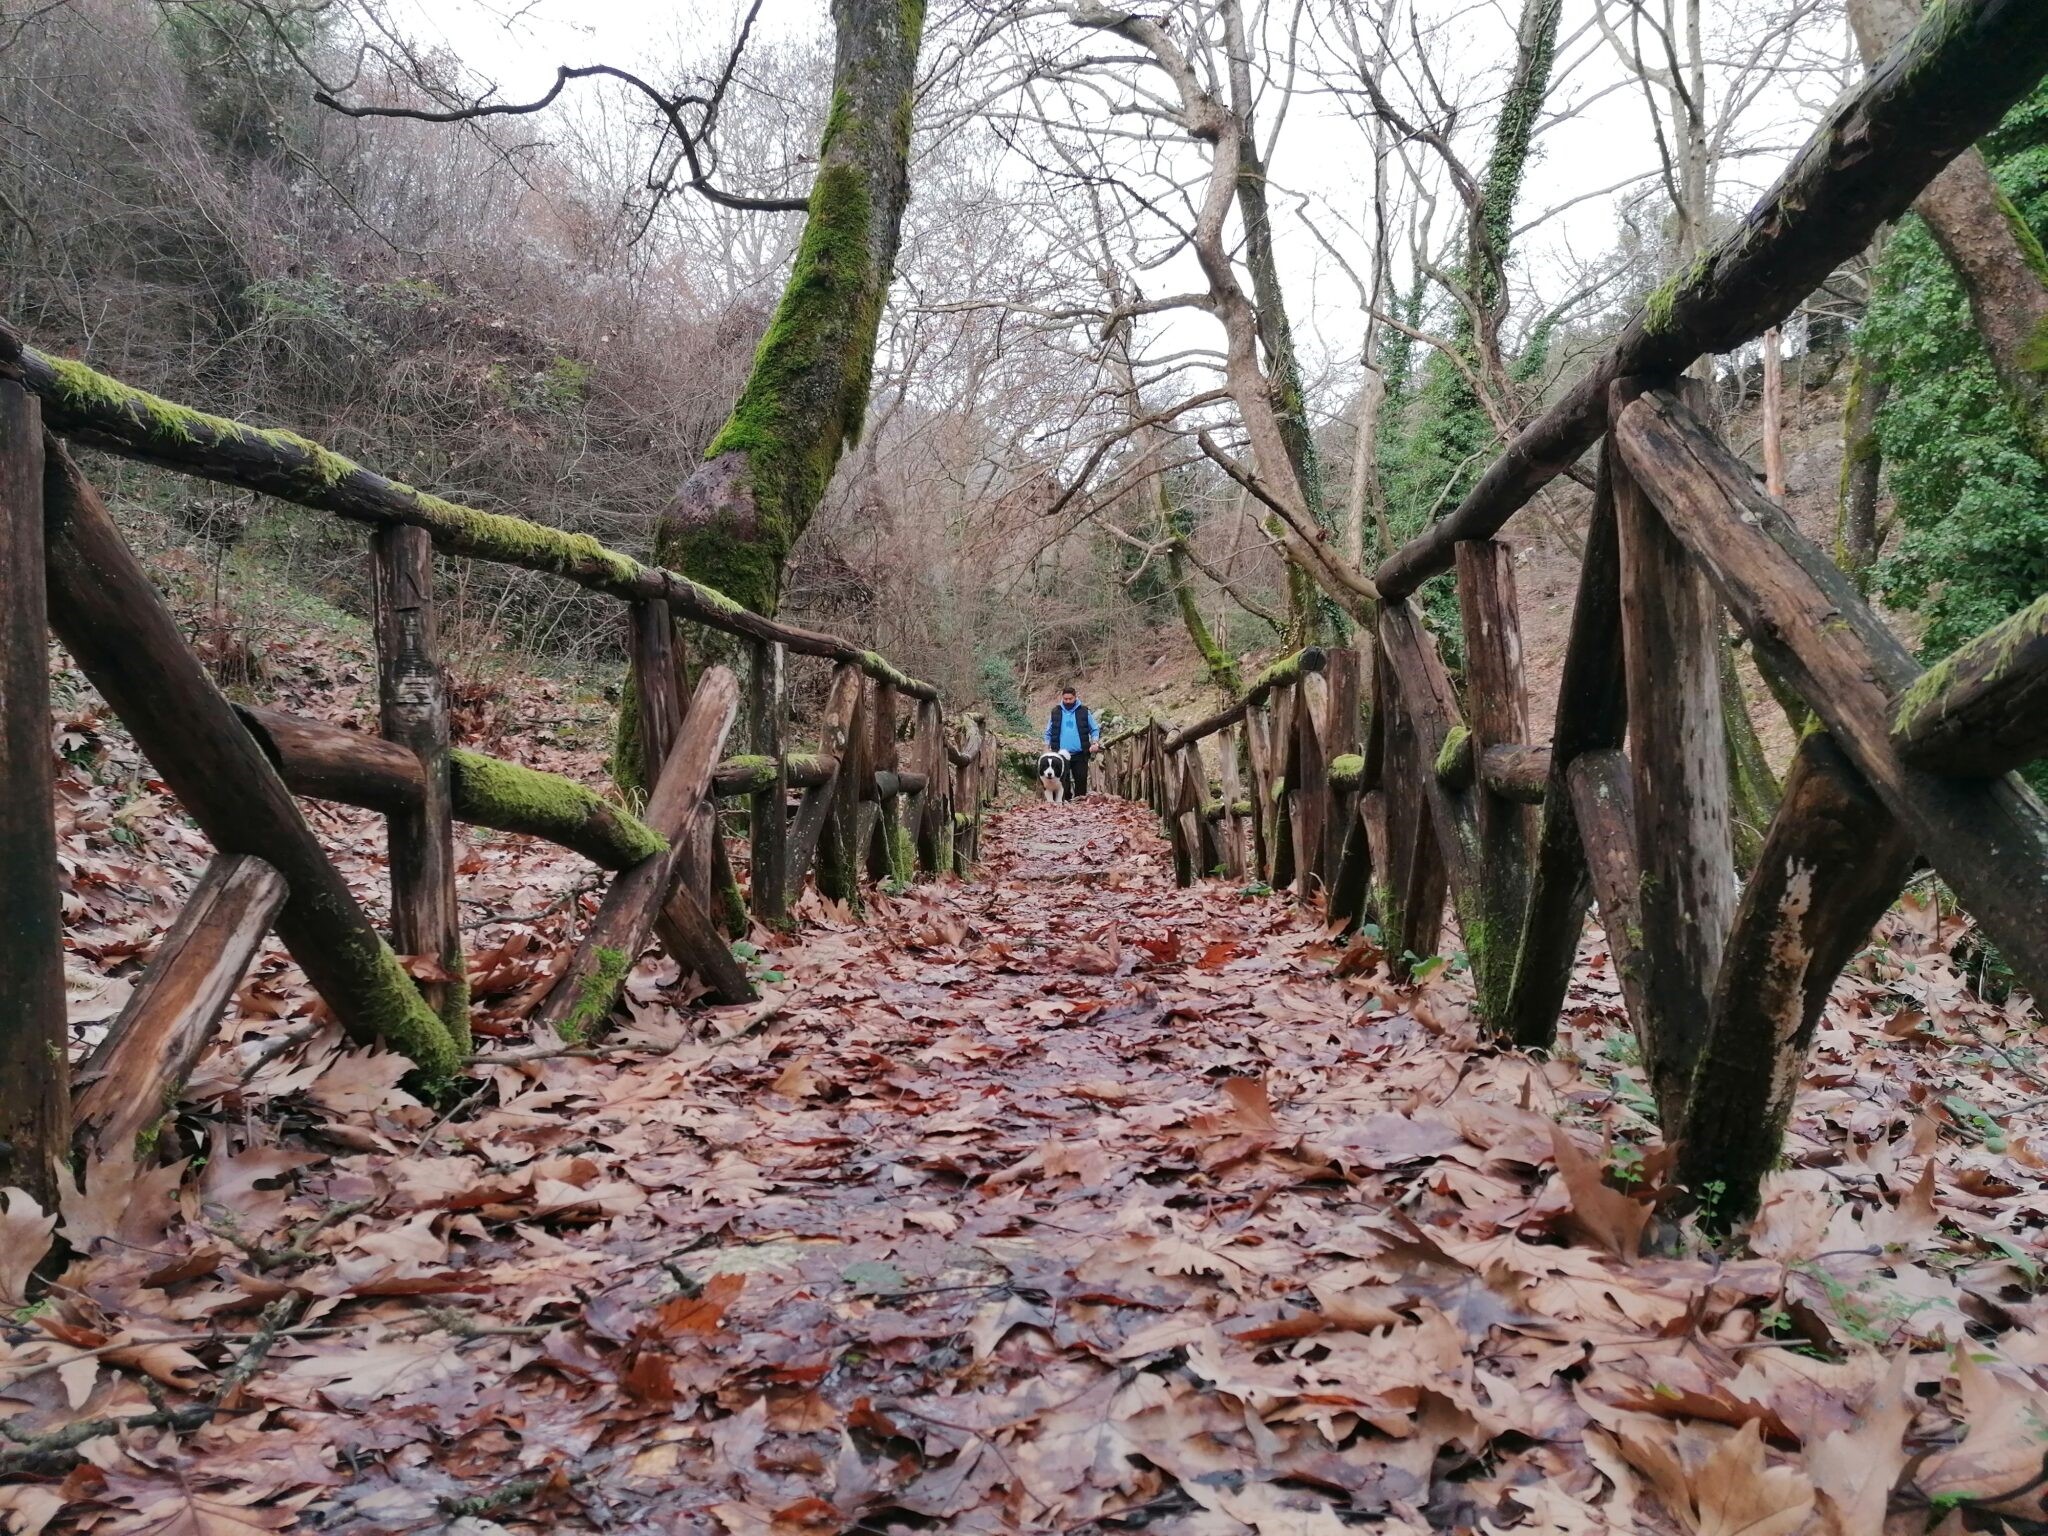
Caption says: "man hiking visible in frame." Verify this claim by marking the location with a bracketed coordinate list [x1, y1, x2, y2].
[1045, 685, 1100, 799]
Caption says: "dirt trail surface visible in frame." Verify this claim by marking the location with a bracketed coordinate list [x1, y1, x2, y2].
[6, 796, 2048, 1534]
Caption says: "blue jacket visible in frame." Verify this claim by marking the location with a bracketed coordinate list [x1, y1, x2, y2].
[1047, 702, 1097, 753]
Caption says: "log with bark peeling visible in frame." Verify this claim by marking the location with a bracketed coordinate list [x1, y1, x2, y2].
[72, 855, 288, 1160]
[1677, 733, 1913, 1220]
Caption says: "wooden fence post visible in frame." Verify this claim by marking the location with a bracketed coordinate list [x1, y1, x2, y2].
[1320, 646, 1363, 887]
[0, 383, 64, 1208]
[789, 663, 863, 893]
[1455, 538, 1536, 1025]
[631, 599, 683, 777]
[749, 639, 788, 924]
[1563, 749, 1653, 1034]
[373, 525, 465, 1049]
[1499, 446, 1629, 1047]
[913, 698, 945, 876]
[1267, 682, 1297, 890]
[817, 673, 868, 908]
[534, 665, 745, 1037]
[1292, 669, 1329, 902]
[1678, 731, 1913, 1220]
[1613, 378, 1736, 1127]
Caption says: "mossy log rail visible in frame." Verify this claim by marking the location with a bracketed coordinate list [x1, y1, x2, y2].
[1106, 2, 2048, 1224]
[1372, 0, 2048, 601]
[1890, 590, 2048, 776]
[0, 324, 986, 1198]
[0, 324, 938, 701]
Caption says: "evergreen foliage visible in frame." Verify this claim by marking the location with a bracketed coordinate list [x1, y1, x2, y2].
[1863, 85, 2048, 660]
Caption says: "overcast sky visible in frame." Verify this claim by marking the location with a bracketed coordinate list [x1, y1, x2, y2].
[377, 0, 1853, 387]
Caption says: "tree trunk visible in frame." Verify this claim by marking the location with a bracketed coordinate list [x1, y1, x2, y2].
[1836, 346, 1889, 585]
[1850, 0, 2048, 464]
[649, 0, 923, 617]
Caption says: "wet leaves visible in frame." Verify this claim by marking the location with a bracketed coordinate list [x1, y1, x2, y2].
[15, 648, 2048, 1533]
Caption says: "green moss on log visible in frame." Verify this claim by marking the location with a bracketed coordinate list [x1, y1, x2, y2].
[557, 946, 632, 1042]
[1328, 753, 1366, 791]
[360, 939, 465, 1082]
[450, 748, 666, 866]
[403, 486, 643, 588]
[1893, 590, 2048, 733]
[46, 357, 363, 485]
[1433, 725, 1473, 783]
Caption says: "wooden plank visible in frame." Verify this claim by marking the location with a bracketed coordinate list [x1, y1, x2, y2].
[749, 640, 788, 922]
[373, 525, 465, 1048]
[1615, 377, 1736, 1128]
[815, 671, 868, 908]
[1677, 732, 1913, 1221]
[631, 599, 683, 779]
[0, 382, 63, 1207]
[534, 665, 741, 1037]
[1615, 387, 2048, 1004]
[1370, 0, 2048, 601]
[1456, 537, 1537, 1023]
[237, 704, 423, 813]
[1376, 612, 1460, 971]
[1499, 445, 1629, 1047]
[1892, 591, 2048, 776]
[656, 807, 755, 1006]
[1320, 646, 1363, 891]
[41, 440, 461, 1078]
[1292, 671, 1329, 901]
[1564, 750, 1652, 1036]
[1480, 745, 1550, 802]
[72, 855, 287, 1159]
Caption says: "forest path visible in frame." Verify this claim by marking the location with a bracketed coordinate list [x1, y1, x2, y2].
[17, 797, 2004, 1535]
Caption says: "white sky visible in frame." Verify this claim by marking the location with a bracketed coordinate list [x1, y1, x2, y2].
[381, 0, 1851, 387]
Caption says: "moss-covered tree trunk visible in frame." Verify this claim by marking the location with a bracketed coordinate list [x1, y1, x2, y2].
[618, 0, 921, 795]
[1836, 343, 1889, 586]
[1850, 0, 2048, 464]
[649, 0, 923, 618]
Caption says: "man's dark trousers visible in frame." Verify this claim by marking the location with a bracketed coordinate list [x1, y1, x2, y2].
[1067, 751, 1090, 798]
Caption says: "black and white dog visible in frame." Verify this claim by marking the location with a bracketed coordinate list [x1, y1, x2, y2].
[1037, 749, 1072, 803]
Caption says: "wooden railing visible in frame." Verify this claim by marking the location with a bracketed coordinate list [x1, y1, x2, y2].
[1105, 0, 2048, 1221]
[0, 340, 998, 1205]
